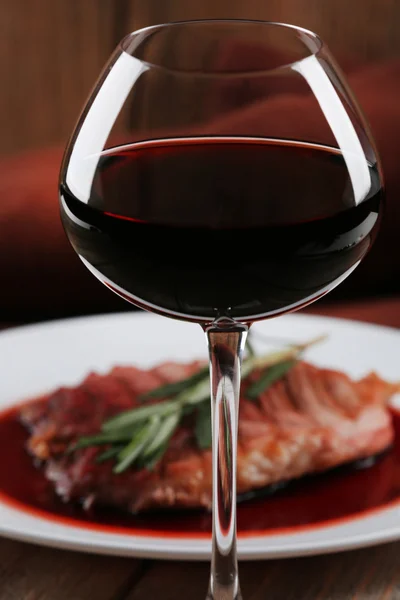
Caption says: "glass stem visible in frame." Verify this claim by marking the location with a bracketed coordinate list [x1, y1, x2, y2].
[205, 319, 248, 600]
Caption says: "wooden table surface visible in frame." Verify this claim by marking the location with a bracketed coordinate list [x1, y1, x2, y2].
[1, 297, 399, 600]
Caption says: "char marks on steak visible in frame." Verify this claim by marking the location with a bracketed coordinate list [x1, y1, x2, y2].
[19, 361, 398, 513]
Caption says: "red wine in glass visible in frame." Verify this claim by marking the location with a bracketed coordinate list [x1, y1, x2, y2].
[60, 137, 381, 324]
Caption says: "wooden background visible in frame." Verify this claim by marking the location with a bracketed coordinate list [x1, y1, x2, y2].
[1, 0, 399, 155]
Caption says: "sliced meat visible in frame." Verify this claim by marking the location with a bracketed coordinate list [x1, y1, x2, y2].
[19, 360, 399, 513]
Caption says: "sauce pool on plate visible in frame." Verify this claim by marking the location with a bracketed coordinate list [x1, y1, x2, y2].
[0, 404, 399, 538]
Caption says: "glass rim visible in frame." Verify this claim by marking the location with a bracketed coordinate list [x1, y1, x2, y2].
[119, 19, 324, 77]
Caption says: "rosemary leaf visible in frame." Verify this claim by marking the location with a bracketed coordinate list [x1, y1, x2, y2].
[241, 334, 326, 380]
[73, 429, 137, 449]
[114, 416, 160, 474]
[144, 442, 169, 471]
[142, 411, 181, 457]
[246, 359, 297, 399]
[95, 446, 123, 463]
[242, 349, 294, 379]
[140, 366, 209, 400]
[182, 404, 197, 416]
[176, 378, 210, 407]
[195, 402, 212, 449]
[102, 399, 179, 432]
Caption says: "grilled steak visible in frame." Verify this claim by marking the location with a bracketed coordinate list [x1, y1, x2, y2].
[19, 361, 398, 513]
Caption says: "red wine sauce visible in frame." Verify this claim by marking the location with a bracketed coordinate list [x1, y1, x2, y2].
[0, 403, 399, 538]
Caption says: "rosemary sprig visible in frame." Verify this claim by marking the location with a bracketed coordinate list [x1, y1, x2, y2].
[142, 411, 181, 458]
[102, 377, 211, 433]
[96, 446, 123, 464]
[241, 334, 326, 379]
[244, 334, 326, 397]
[72, 427, 140, 450]
[114, 416, 160, 474]
[144, 442, 170, 471]
[246, 359, 297, 399]
[73, 334, 325, 472]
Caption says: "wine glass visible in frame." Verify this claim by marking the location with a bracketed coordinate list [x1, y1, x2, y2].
[59, 20, 382, 600]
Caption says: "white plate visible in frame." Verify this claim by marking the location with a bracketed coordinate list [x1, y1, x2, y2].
[0, 310, 399, 560]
